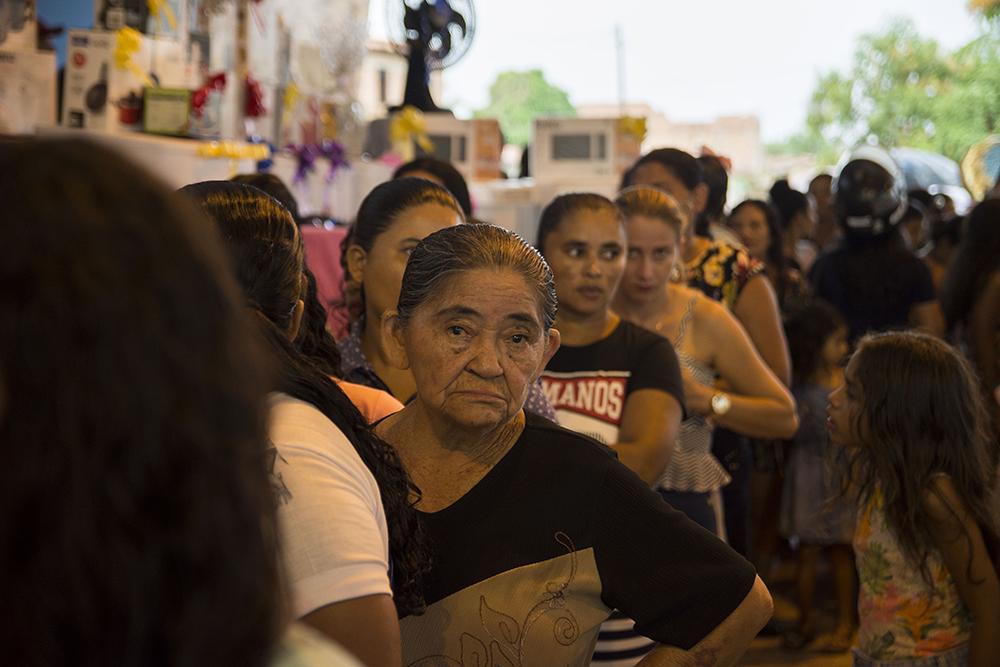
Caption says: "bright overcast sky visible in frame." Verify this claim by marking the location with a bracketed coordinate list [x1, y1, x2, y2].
[371, 0, 980, 141]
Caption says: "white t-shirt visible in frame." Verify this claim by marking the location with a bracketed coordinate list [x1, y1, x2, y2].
[272, 623, 363, 667]
[269, 393, 391, 618]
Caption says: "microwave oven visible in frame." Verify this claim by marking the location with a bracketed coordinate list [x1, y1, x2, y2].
[531, 117, 643, 185]
[411, 113, 503, 182]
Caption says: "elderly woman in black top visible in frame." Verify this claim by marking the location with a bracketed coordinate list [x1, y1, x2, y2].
[375, 223, 773, 666]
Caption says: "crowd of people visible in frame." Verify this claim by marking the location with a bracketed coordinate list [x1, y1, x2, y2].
[1, 135, 998, 667]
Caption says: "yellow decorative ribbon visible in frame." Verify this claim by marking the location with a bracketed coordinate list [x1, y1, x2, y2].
[113, 28, 153, 87]
[618, 116, 647, 143]
[283, 83, 301, 113]
[320, 104, 338, 141]
[147, 0, 177, 33]
[390, 106, 434, 154]
[197, 141, 271, 161]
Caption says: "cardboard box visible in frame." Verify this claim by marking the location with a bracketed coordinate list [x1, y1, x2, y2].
[470, 118, 503, 181]
[0, 7, 37, 53]
[0, 48, 57, 134]
[362, 113, 504, 182]
[62, 29, 186, 132]
[143, 87, 191, 135]
[62, 30, 124, 131]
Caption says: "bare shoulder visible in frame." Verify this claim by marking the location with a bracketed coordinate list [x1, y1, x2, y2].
[684, 290, 742, 355]
[668, 284, 720, 326]
[692, 289, 734, 328]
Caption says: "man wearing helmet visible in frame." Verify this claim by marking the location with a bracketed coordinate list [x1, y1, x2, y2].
[809, 146, 945, 343]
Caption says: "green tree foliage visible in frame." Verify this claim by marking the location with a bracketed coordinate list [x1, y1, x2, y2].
[776, 18, 1000, 164]
[969, 0, 1000, 23]
[934, 34, 1000, 158]
[475, 69, 575, 146]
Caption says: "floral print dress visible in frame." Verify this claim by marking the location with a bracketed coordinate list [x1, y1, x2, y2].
[853, 488, 972, 661]
[684, 240, 764, 310]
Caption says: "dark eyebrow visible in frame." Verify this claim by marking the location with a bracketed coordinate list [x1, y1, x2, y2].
[399, 237, 423, 245]
[599, 242, 623, 249]
[507, 313, 542, 328]
[433, 306, 541, 329]
[433, 306, 481, 319]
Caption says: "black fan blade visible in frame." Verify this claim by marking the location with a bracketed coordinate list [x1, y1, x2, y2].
[403, 2, 417, 28]
[436, 28, 452, 58]
[448, 9, 467, 37]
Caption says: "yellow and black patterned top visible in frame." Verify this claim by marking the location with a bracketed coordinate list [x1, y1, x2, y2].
[685, 240, 764, 310]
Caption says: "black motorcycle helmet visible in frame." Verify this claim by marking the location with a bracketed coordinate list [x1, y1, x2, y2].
[833, 146, 908, 238]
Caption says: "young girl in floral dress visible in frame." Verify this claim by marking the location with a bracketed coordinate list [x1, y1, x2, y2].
[827, 331, 999, 666]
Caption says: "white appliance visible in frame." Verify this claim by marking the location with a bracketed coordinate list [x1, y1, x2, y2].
[531, 117, 642, 190]
[415, 113, 502, 182]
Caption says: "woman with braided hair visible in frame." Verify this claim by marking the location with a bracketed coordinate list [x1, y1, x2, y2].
[182, 181, 429, 667]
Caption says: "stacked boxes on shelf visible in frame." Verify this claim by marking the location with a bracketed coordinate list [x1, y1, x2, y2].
[0, 4, 57, 134]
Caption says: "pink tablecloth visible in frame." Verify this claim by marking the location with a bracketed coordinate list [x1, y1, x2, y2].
[301, 225, 350, 339]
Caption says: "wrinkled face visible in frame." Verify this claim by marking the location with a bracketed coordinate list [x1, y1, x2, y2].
[631, 162, 696, 220]
[621, 214, 679, 303]
[399, 268, 558, 430]
[542, 208, 625, 319]
[354, 203, 462, 318]
[827, 354, 864, 447]
[727, 205, 771, 261]
[821, 326, 849, 370]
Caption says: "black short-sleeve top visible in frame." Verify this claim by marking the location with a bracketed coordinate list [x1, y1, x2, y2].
[809, 242, 936, 342]
[399, 414, 757, 666]
[539, 320, 684, 445]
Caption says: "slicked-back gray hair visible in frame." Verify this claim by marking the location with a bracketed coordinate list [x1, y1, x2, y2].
[396, 223, 558, 330]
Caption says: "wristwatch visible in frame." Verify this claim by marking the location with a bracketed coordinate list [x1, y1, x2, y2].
[710, 392, 732, 416]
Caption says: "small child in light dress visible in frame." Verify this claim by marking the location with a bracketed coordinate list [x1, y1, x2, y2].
[829, 331, 999, 666]
[781, 300, 856, 652]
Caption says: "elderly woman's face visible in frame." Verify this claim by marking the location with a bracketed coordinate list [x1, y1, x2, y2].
[394, 268, 559, 430]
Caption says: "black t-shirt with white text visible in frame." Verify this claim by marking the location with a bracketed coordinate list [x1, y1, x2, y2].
[541, 320, 684, 445]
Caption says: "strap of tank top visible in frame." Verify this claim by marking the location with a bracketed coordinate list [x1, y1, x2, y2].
[674, 296, 698, 347]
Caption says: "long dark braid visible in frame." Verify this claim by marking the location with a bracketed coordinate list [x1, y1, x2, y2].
[296, 265, 344, 377]
[180, 181, 429, 615]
